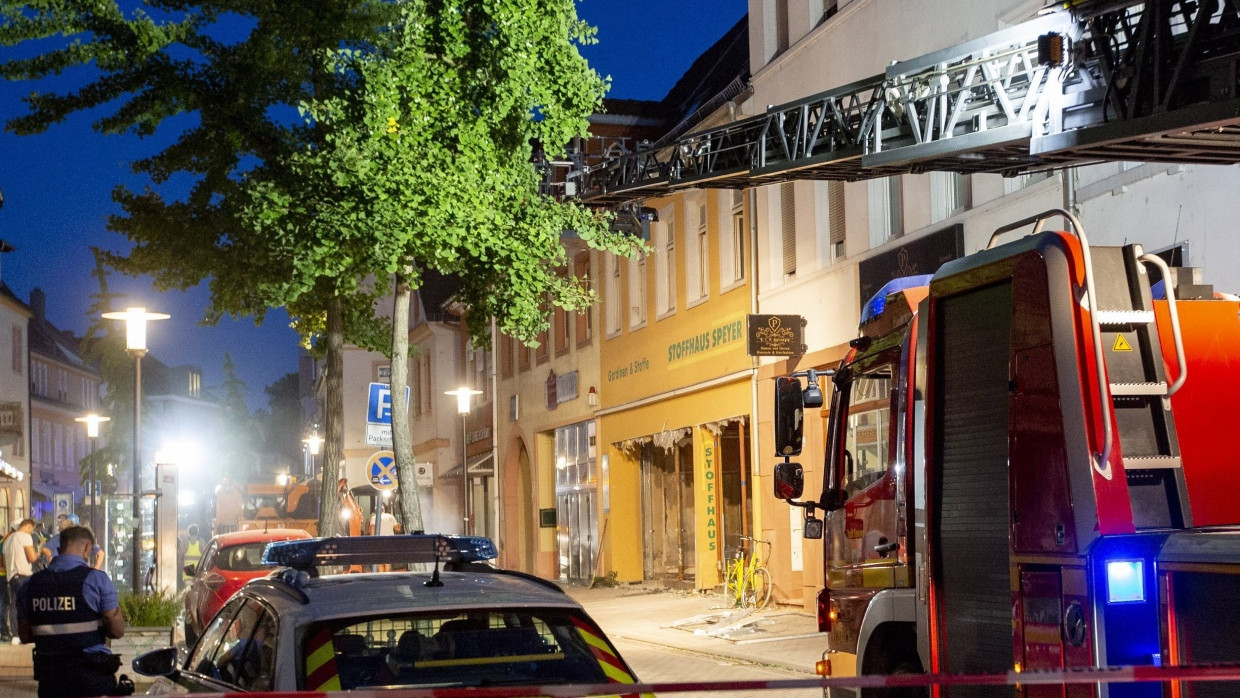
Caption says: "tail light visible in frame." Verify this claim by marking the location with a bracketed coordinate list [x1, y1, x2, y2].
[816, 588, 837, 632]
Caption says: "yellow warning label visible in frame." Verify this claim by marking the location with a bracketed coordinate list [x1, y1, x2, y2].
[1113, 334, 1133, 352]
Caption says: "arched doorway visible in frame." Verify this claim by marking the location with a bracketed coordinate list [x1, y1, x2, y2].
[516, 440, 535, 574]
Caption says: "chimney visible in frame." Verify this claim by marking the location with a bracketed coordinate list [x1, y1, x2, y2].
[0, 239, 14, 284]
[30, 287, 45, 321]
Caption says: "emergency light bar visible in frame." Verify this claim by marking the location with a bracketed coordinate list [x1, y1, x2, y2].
[859, 274, 933, 326]
[262, 534, 498, 571]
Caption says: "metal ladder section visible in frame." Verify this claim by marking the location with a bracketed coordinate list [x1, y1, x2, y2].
[1091, 245, 1192, 529]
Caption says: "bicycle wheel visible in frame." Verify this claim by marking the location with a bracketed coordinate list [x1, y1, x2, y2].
[723, 560, 743, 607]
[750, 567, 773, 610]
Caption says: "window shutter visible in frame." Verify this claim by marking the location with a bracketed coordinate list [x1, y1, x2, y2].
[781, 182, 797, 275]
[828, 181, 846, 245]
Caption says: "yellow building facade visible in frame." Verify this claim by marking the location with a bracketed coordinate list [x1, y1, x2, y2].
[597, 188, 759, 592]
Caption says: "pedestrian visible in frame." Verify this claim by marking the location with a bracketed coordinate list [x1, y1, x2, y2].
[178, 524, 204, 586]
[0, 524, 10, 642]
[4, 519, 38, 643]
[44, 515, 105, 570]
[17, 525, 132, 697]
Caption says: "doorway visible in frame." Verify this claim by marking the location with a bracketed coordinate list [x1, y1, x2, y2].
[640, 432, 696, 583]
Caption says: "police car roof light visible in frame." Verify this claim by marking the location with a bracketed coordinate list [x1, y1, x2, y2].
[262, 534, 498, 571]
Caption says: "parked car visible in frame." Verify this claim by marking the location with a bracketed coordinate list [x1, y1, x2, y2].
[139, 535, 648, 695]
[182, 528, 312, 645]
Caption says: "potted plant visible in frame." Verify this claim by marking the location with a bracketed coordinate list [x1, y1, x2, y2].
[111, 591, 180, 661]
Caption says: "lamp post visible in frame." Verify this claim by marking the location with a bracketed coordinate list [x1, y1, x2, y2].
[102, 307, 168, 593]
[303, 426, 322, 519]
[73, 414, 110, 535]
[445, 386, 482, 535]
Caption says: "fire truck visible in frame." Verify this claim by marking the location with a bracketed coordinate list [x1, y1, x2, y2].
[773, 209, 1240, 697]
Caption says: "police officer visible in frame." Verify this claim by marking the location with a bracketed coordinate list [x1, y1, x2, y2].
[17, 526, 129, 697]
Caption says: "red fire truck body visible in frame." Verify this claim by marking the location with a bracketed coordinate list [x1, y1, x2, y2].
[773, 211, 1240, 697]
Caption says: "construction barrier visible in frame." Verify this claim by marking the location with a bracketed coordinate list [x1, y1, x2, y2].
[143, 662, 1240, 696]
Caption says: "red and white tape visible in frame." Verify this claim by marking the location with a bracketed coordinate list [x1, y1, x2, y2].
[191, 662, 1240, 697]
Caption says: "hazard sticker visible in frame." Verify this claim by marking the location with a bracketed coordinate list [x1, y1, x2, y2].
[1112, 335, 1133, 352]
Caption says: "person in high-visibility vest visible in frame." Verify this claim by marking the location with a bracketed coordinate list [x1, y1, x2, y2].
[178, 525, 204, 587]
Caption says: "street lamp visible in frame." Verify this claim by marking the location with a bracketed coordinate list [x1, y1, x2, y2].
[445, 386, 482, 535]
[74, 413, 110, 535]
[102, 306, 168, 593]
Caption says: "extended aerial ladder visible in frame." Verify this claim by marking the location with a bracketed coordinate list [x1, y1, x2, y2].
[568, 0, 1240, 206]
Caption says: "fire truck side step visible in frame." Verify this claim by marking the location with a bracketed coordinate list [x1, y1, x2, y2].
[1109, 381, 1169, 396]
[1123, 456, 1183, 470]
[1096, 310, 1156, 326]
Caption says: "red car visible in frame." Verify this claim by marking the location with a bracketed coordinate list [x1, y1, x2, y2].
[182, 528, 311, 645]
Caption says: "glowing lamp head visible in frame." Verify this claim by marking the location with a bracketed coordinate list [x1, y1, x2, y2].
[101, 307, 169, 354]
[1105, 559, 1146, 603]
[445, 386, 483, 415]
[74, 414, 110, 438]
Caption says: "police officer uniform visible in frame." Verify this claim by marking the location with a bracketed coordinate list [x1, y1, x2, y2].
[19, 552, 129, 697]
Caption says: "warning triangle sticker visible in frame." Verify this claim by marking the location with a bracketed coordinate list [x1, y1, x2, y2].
[1112, 334, 1133, 352]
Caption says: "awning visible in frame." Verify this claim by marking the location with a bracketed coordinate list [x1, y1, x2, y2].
[28, 482, 56, 501]
[440, 453, 494, 480]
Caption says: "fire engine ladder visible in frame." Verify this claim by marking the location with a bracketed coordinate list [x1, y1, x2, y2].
[990, 210, 1190, 529]
[1091, 244, 1192, 529]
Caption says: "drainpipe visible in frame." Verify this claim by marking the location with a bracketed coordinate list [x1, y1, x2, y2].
[748, 186, 762, 528]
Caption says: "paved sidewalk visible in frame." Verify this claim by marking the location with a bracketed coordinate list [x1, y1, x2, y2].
[566, 583, 831, 677]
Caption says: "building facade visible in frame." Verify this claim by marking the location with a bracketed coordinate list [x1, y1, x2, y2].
[0, 275, 30, 530]
[27, 287, 103, 524]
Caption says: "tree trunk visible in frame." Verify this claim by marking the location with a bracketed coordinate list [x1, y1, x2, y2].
[318, 295, 345, 537]
[391, 272, 426, 534]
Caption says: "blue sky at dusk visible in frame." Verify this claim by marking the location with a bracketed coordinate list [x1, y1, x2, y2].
[0, 0, 747, 409]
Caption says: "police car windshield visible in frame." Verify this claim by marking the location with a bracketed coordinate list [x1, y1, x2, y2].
[302, 608, 628, 690]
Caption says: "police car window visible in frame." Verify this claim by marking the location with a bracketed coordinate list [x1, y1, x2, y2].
[186, 598, 244, 680]
[302, 609, 622, 690]
[217, 600, 274, 690]
[842, 366, 893, 497]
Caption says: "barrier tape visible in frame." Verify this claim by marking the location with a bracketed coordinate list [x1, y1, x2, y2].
[177, 662, 1240, 697]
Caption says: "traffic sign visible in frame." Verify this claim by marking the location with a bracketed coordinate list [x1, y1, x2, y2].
[366, 383, 410, 447]
[368, 450, 398, 491]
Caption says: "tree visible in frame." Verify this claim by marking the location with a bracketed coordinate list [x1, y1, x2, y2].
[262, 372, 302, 470]
[79, 253, 133, 500]
[1, 0, 402, 537]
[245, 0, 644, 534]
[218, 353, 262, 480]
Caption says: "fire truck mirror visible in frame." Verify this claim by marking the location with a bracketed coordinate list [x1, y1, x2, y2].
[803, 516, 824, 540]
[774, 461, 805, 500]
[774, 376, 805, 456]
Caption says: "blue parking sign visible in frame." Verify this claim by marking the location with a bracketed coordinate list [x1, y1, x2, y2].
[368, 382, 392, 425]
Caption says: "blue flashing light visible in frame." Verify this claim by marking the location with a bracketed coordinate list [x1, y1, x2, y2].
[1106, 559, 1146, 603]
[262, 534, 498, 571]
[859, 275, 933, 327]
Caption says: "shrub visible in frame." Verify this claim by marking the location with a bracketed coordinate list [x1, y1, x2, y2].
[119, 590, 180, 627]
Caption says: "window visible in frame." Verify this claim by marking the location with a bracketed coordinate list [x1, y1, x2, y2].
[868, 176, 903, 248]
[554, 305, 569, 354]
[656, 215, 676, 316]
[829, 181, 846, 261]
[842, 367, 893, 498]
[605, 256, 622, 336]
[811, 0, 839, 25]
[535, 327, 549, 363]
[930, 172, 970, 222]
[722, 189, 746, 286]
[11, 326, 21, 375]
[422, 355, 432, 414]
[628, 254, 647, 328]
[518, 339, 531, 371]
[188, 371, 201, 398]
[574, 254, 592, 345]
[773, 0, 789, 55]
[781, 182, 797, 276]
[500, 335, 513, 379]
[412, 356, 423, 417]
[1003, 170, 1050, 194]
[695, 203, 709, 301]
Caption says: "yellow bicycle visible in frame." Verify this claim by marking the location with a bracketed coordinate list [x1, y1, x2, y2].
[723, 535, 772, 610]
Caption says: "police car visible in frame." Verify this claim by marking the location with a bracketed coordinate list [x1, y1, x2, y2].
[134, 535, 648, 694]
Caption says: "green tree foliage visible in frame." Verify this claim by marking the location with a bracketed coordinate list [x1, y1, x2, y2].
[78, 253, 134, 496]
[217, 352, 262, 480]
